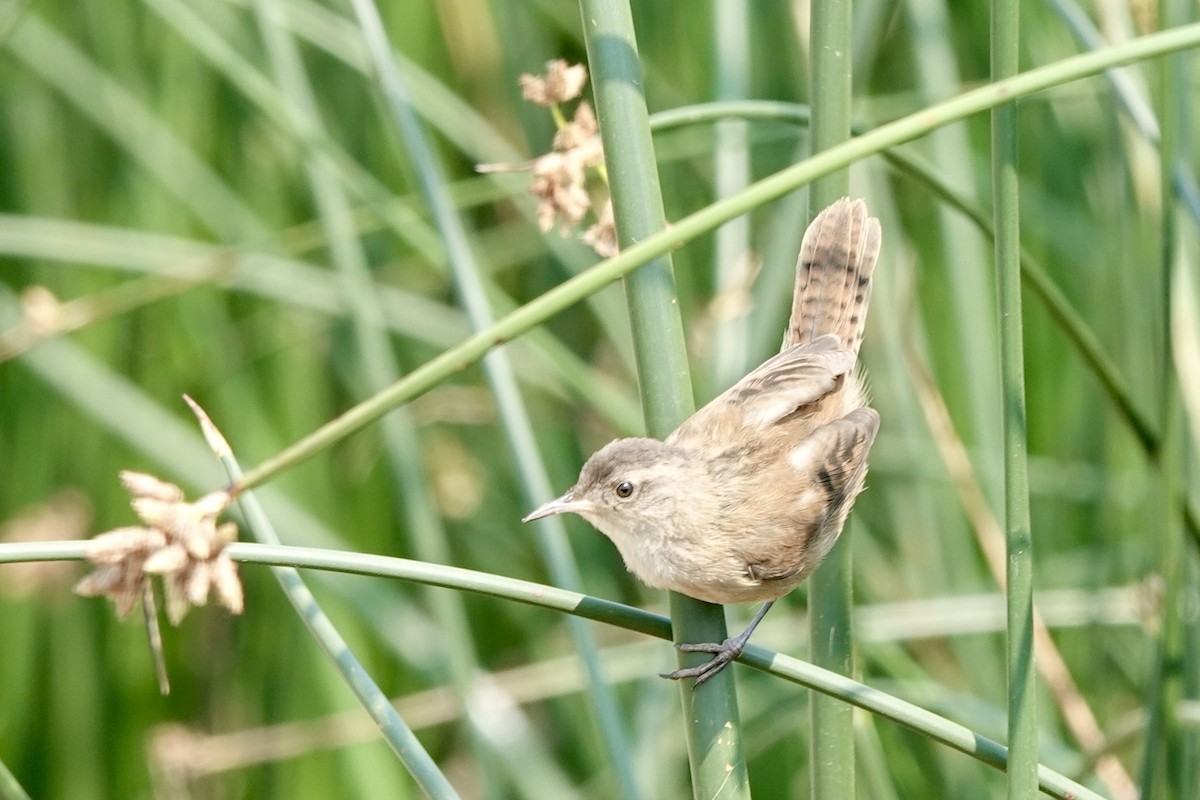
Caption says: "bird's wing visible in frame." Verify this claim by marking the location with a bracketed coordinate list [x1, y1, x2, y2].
[741, 406, 880, 584]
[669, 335, 855, 446]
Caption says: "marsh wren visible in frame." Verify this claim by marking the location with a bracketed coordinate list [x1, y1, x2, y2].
[524, 198, 881, 685]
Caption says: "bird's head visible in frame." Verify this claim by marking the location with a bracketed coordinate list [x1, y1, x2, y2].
[523, 437, 703, 546]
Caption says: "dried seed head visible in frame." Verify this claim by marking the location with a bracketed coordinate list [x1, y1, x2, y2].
[88, 527, 167, 564]
[74, 563, 124, 598]
[553, 102, 598, 151]
[75, 471, 242, 624]
[120, 472, 184, 503]
[193, 491, 230, 519]
[143, 544, 189, 575]
[216, 522, 238, 545]
[519, 59, 587, 106]
[74, 562, 144, 618]
[211, 553, 244, 615]
[582, 199, 618, 258]
[482, 61, 612, 254]
[182, 526, 214, 561]
[131, 497, 175, 530]
[185, 562, 212, 607]
[163, 572, 190, 626]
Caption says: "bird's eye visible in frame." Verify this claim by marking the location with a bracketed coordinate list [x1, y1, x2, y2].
[615, 481, 634, 498]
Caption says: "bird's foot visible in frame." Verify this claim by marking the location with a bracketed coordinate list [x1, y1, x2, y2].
[659, 637, 746, 686]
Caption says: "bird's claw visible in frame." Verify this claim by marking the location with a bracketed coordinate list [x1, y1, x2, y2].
[674, 640, 729, 655]
[659, 637, 745, 686]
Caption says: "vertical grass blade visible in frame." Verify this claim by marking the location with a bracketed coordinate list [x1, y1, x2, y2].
[710, 0, 753, 387]
[1163, 9, 1200, 797]
[1139, 2, 1192, 795]
[578, 1, 749, 796]
[6, 13, 268, 242]
[903, 0, 1002, 520]
[245, 1, 523, 793]
[807, 0, 856, 796]
[343, 2, 641, 795]
[990, 0, 1037, 797]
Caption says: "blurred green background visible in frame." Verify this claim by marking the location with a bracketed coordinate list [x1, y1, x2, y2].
[1, 0, 1197, 798]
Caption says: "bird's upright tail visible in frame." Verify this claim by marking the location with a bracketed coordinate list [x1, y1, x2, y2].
[784, 198, 881, 355]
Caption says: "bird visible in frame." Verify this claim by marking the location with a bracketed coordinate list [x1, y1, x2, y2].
[523, 197, 881, 685]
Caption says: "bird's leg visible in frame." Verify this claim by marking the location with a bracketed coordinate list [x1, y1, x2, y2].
[660, 601, 775, 686]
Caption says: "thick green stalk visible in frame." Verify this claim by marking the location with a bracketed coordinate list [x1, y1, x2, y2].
[808, 0, 856, 796]
[991, 0, 1037, 797]
[578, 1, 748, 796]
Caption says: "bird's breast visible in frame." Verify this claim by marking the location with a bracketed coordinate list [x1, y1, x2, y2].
[597, 500, 800, 605]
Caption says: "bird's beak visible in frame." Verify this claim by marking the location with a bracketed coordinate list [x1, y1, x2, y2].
[522, 490, 590, 523]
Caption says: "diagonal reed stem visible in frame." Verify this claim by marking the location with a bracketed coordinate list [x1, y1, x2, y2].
[191, 406, 460, 799]
[227, 22, 1200, 496]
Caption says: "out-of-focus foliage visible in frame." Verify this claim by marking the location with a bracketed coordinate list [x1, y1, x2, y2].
[0, 1, 1197, 798]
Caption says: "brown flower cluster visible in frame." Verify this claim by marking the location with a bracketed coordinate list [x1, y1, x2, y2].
[528, 101, 605, 236]
[480, 60, 616, 258]
[518, 59, 587, 107]
[74, 472, 243, 624]
[580, 198, 616, 259]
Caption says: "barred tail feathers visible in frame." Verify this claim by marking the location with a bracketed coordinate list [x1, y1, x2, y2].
[785, 198, 881, 354]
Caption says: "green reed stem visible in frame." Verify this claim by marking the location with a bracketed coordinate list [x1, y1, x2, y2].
[579, 1, 749, 797]
[990, 0, 1038, 797]
[808, 0, 857, 796]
